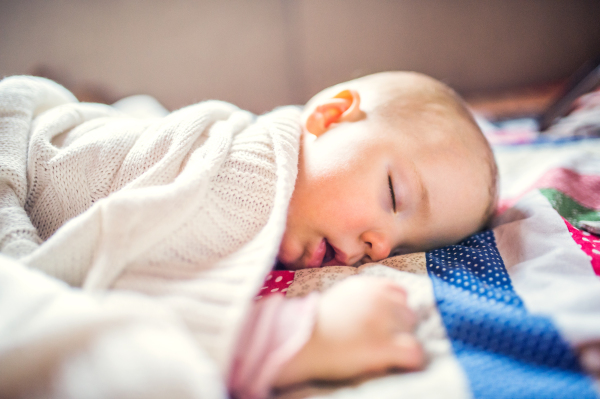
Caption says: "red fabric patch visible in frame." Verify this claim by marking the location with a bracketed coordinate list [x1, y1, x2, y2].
[255, 270, 295, 299]
[563, 217, 600, 276]
[498, 168, 600, 215]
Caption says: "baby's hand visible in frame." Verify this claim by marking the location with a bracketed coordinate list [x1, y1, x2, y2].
[274, 276, 425, 387]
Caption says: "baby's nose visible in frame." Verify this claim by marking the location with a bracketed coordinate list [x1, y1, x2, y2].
[361, 231, 392, 262]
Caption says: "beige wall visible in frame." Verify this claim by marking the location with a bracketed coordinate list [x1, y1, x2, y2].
[1, 0, 599, 113]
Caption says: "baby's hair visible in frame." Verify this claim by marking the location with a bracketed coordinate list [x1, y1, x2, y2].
[481, 151, 499, 229]
[441, 81, 499, 230]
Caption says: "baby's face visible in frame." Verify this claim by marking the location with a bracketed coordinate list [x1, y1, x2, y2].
[278, 115, 489, 270]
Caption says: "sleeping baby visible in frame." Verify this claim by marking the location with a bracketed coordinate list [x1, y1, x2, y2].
[0, 71, 496, 399]
[233, 71, 498, 397]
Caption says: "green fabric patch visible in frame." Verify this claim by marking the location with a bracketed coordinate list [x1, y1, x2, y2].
[540, 188, 600, 228]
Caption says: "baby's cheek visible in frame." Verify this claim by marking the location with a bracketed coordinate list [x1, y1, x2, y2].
[328, 198, 377, 231]
[278, 226, 307, 258]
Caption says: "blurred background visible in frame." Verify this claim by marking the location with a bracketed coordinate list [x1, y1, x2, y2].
[1, 0, 599, 118]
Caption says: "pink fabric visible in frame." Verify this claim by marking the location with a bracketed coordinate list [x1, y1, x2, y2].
[498, 167, 600, 214]
[229, 292, 319, 399]
[256, 270, 295, 299]
[562, 217, 600, 276]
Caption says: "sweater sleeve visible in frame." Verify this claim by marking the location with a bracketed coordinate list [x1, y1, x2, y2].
[0, 76, 77, 257]
[229, 293, 320, 399]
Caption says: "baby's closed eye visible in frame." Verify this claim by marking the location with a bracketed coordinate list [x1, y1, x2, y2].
[388, 175, 397, 212]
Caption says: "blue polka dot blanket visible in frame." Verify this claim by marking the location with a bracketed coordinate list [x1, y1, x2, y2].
[264, 138, 600, 398]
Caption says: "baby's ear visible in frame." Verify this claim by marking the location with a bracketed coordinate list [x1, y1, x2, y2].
[305, 89, 365, 136]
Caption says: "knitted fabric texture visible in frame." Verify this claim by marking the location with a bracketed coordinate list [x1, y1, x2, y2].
[0, 76, 302, 374]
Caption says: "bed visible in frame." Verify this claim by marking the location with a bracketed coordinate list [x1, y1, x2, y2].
[261, 87, 600, 399]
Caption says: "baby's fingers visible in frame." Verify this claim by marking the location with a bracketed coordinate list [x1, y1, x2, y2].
[386, 334, 426, 371]
[391, 303, 418, 334]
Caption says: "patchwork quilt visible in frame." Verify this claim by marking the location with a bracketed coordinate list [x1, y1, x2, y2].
[264, 121, 600, 398]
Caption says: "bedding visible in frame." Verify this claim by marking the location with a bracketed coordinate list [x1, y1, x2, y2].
[265, 91, 600, 398]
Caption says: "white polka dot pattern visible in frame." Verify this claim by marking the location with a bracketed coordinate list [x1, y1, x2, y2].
[426, 230, 596, 398]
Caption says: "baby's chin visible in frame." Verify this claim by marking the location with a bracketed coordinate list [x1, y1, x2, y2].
[276, 240, 304, 270]
[275, 254, 305, 271]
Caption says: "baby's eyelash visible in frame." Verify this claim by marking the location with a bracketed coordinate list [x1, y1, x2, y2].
[388, 175, 396, 212]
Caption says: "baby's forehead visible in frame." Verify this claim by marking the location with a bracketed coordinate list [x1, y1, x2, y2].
[372, 106, 472, 148]
[367, 112, 490, 184]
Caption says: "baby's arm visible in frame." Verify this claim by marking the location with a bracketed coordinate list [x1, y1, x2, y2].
[273, 276, 425, 387]
[230, 276, 425, 399]
[229, 291, 320, 399]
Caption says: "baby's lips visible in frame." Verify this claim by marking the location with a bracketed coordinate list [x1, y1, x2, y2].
[322, 252, 347, 267]
[328, 241, 350, 266]
[307, 239, 327, 268]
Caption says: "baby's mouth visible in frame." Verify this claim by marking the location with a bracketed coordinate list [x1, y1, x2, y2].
[322, 239, 336, 265]
[307, 238, 337, 268]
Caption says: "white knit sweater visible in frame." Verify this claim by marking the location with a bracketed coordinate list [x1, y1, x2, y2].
[0, 76, 301, 377]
